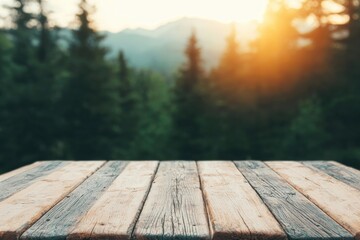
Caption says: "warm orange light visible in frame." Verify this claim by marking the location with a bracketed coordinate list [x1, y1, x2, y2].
[1, 0, 347, 32]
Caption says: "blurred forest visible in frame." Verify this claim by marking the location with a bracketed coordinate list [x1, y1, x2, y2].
[0, 0, 360, 173]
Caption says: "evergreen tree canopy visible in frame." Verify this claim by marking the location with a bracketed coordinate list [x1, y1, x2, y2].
[173, 32, 205, 159]
[63, 0, 120, 159]
[0, 0, 359, 171]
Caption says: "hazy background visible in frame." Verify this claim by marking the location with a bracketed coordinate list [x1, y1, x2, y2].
[0, 0, 360, 172]
[0, 0, 269, 31]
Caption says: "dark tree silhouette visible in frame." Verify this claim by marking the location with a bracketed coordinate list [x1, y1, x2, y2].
[62, 0, 120, 159]
[173, 32, 205, 159]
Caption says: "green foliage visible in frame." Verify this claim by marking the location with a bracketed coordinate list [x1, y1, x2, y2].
[172, 32, 207, 159]
[1, 0, 360, 172]
[0, 0, 66, 170]
[130, 70, 172, 159]
[61, 0, 121, 159]
[115, 54, 172, 159]
[0, 32, 15, 83]
[281, 98, 328, 159]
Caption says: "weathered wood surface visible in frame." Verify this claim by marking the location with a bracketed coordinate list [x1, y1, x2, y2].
[0, 161, 104, 240]
[134, 161, 210, 240]
[235, 161, 353, 240]
[198, 161, 286, 240]
[68, 161, 159, 240]
[268, 161, 360, 240]
[0, 160, 359, 240]
[0, 161, 66, 202]
[0, 162, 42, 182]
[303, 161, 360, 191]
[22, 161, 128, 240]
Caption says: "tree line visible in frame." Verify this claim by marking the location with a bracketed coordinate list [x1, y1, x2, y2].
[0, 0, 359, 172]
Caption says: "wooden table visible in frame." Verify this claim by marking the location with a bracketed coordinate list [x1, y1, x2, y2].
[0, 161, 359, 240]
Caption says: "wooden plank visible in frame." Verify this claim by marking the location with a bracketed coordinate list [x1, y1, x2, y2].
[134, 161, 210, 240]
[68, 161, 159, 240]
[21, 161, 128, 240]
[0, 161, 66, 202]
[235, 161, 353, 240]
[267, 161, 360, 240]
[0, 162, 42, 183]
[197, 161, 286, 240]
[303, 161, 360, 191]
[0, 161, 104, 240]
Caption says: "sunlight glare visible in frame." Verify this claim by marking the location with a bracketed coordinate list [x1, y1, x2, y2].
[76, 0, 268, 32]
[1, 0, 271, 32]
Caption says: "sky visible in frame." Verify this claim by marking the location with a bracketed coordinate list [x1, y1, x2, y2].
[0, 0, 269, 32]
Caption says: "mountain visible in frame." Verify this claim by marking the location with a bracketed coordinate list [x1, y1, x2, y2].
[102, 17, 258, 76]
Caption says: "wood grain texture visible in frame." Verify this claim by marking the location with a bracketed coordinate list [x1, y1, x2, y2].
[0, 161, 104, 240]
[235, 161, 353, 240]
[69, 161, 159, 240]
[0, 161, 66, 202]
[267, 161, 360, 240]
[0, 161, 42, 183]
[134, 161, 210, 240]
[21, 161, 128, 240]
[197, 161, 286, 240]
[303, 161, 360, 191]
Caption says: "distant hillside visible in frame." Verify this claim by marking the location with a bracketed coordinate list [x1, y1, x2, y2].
[102, 18, 258, 76]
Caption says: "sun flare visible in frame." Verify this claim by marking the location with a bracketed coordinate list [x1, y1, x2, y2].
[201, 0, 269, 23]
[0, 0, 350, 32]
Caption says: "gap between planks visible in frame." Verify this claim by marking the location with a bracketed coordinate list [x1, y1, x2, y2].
[0, 161, 105, 240]
[0, 162, 43, 182]
[303, 161, 360, 191]
[197, 161, 286, 240]
[21, 161, 129, 240]
[267, 161, 360, 240]
[134, 161, 210, 240]
[234, 161, 353, 240]
[1, 160, 359, 240]
[68, 161, 159, 240]
[0, 161, 67, 202]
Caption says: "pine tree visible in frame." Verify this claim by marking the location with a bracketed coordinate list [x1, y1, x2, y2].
[33, 0, 69, 160]
[177, 32, 203, 93]
[0, 32, 16, 171]
[217, 25, 241, 79]
[118, 51, 128, 81]
[211, 25, 256, 106]
[118, 51, 136, 115]
[115, 52, 172, 159]
[37, 0, 52, 62]
[62, 0, 120, 159]
[208, 26, 250, 159]
[301, 1, 349, 100]
[300, 0, 334, 69]
[249, 0, 305, 160]
[255, 0, 299, 87]
[321, 1, 360, 167]
[173, 32, 205, 159]
[1, 0, 46, 168]
[9, 0, 35, 71]
[0, 0, 68, 169]
[338, 0, 360, 85]
[212, 25, 242, 98]
[115, 51, 139, 157]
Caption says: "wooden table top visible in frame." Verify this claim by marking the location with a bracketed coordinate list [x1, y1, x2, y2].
[0, 161, 359, 240]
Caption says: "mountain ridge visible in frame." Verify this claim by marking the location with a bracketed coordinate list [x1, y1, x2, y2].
[102, 17, 258, 76]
